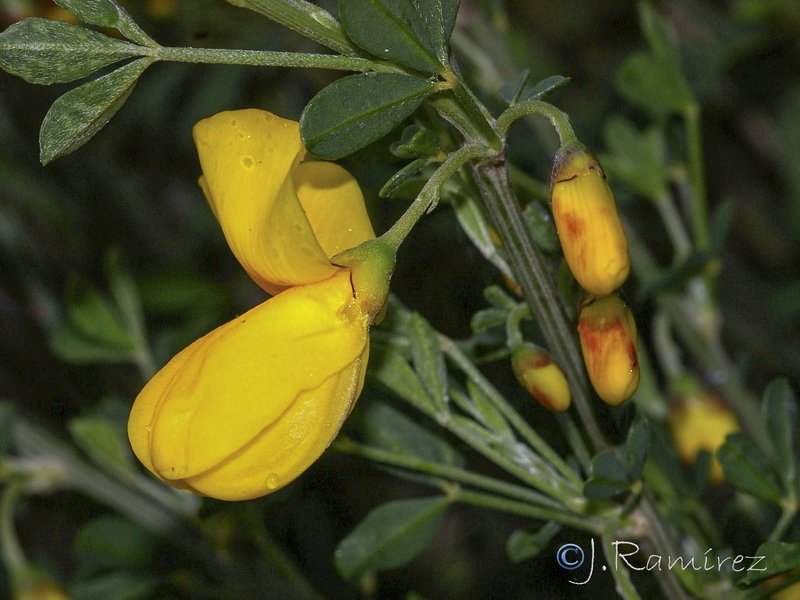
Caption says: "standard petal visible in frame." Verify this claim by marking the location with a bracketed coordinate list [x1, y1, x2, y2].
[294, 161, 376, 258]
[181, 344, 369, 500]
[129, 270, 368, 482]
[193, 109, 336, 294]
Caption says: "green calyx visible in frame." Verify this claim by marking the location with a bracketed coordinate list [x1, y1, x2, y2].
[332, 237, 396, 323]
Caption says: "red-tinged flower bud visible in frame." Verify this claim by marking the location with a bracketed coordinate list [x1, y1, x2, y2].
[511, 344, 571, 411]
[550, 143, 630, 296]
[577, 294, 639, 405]
[668, 379, 739, 484]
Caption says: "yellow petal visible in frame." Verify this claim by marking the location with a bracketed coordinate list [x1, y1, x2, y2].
[128, 270, 368, 487]
[181, 344, 369, 500]
[193, 109, 336, 294]
[294, 161, 375, 258]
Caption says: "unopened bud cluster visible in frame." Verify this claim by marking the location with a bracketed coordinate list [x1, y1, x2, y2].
[550, 142, 639, 405]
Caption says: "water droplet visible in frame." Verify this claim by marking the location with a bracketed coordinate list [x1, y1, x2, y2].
[241, 155, 254, 168]
[230, 119, 237, 127]
[267, 474, 280, 489]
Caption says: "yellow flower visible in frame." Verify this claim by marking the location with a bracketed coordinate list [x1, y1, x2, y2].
[668, 380, 739, 484]
[128, 109, 388, 501]
[511, 344, 571, 412]
[550, 143, 630, 296]
[577, 294, 639, 406]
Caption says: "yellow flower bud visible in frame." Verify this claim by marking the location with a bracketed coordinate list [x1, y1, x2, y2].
[668, 381, 739, 484]
[129, 110, 391, 500]
[550, 143, 630, 296]
[511, 344, 571, 411]
[577, 294, 639, 405]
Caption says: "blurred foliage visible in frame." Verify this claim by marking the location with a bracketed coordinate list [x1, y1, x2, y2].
[1, 0, 800, 599]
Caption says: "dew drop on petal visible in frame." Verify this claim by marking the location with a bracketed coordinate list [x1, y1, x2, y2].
[241, 155, 254, 169]
[267, 474, 280, 490]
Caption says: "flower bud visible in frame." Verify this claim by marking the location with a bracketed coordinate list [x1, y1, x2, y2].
[577, 294, 639, 405]
[668, 379, 739, 484]
[511, 344, 571, 411]
[550, 143, 630, 296]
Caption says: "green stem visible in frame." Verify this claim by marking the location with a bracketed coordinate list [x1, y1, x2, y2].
[334, 438, 567, 512]
[654, 192, 693, 262]
[495, 100, 577, 145]
[504, 302, 529, 350]
[151, 45, 397, 73]
[469, 160, 608, 452]
[439, 334, 584, 490]
[555, 412, 593, 474]
[767, 501, 798, 543]
[601, 529, 643, 600]
[0, 479, 26, 579]
[451, 488, 600, 533]
[381, 144, 489, 252]
[683, 103, 710, 252]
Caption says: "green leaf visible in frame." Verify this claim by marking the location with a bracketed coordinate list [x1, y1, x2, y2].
[584, 451, 630, 499]
[49, 327, 136, 364]
[739, 541, 800, 586]
[469, 307, 507, 332]
[390, 125, 440, 158]
[339, 0, 451, 72]
[408, 313, 449, 412]
[53, 0, 155, 46]
[523, 74, 570, 101]
[334, 496, 449, 579]
[506, 522, 561, 563]
[625, 416, 650, 481]
[64, 277, 133, 348]
[614, 4, 693, 116]
[498, 69, 530, 105]
[448, 192, 513, 280]
[718, 433, 783, 504]
[369, 342, 439, 416]
[761, 378, 798, 491]
[68, 416, 137, 477]
[601, 116, 668, 200]
[522, 202, 560, 255]
[40, 57, 152, 164]
[466, 380, 513, 442]
[301, 72, 435, 160]
[357, 401, 463, 466]
[68, 571, 157, 600]
[105, 249, 148, 353]
[482, 285, 517, 310]
[74, 516, 156, 575]
[0, 19, 144, 84]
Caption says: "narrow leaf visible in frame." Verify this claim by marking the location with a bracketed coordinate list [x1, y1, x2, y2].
[408, 313, 449, 412]
[335, 497, 449, 579]
[0, 19, 143, 84]
[718, 433, 783, 504]
[466, 380, 513, 442]
[39, 57, 152, 164]
[369, 342, 438, 416]
[357, 401, 463, 466]
[761, 378, 798, 490]
[739, 541, 800, 586]
[339, 0, 444, 73]
[301, 72, 435, 160]
[54, 0, 155, 46]
[625, 416, 649, 481]
[506, 522, 561, 563]
[584, 451, 629, 499]
[68, 417, 137, 476]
